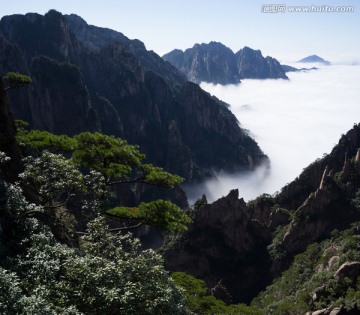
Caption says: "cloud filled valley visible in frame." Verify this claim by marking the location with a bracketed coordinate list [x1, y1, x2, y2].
[185, 64, 360, 203]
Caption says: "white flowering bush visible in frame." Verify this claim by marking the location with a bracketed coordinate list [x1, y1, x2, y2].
[81, 170, 109, 219]
[0, 151, 10, 163]
[20, 151, 85, 208]
[0, 179, 189, 314]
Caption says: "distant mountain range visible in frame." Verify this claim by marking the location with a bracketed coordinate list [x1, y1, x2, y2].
[162, 42, 288, 84]
[0, 11, 267, 182]
[297, 54, 331, 65]
[281, 64, 318, 73]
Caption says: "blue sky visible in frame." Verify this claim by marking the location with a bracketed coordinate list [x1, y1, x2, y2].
[0, 0, 359, 62]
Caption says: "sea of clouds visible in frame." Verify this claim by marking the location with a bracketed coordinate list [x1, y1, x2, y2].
[184, 64, 360, 204]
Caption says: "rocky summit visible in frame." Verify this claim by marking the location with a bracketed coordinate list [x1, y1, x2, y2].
[0, 10, 267, 182]
[162, 41, 288, 84]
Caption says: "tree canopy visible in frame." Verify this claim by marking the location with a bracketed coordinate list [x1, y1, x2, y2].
[17, 128, 191, 233]
[1, 72, 32, 92]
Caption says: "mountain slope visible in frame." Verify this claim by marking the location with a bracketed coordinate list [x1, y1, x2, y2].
[0, 10, 267, 182]
[163, 42, 288, 84]
[64, 14, 187, 85]
[164, 123, 360, 305]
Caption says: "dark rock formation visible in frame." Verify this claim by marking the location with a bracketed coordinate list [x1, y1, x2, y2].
[28, 56, 99, 135]
[64, 14, 187, 85]
[235, 46, 287, 80]
[0, 11, 267, 182]
[269, 124, 360, 276]
[163, 42, 240, 85]
[297, 55, 331, 65]
[165, 189, 272, 303]
[0, 76, 23, 182]
[163, 42, 288, 84]
[334, 262, 360, 283]
[165, 124, 360, 303]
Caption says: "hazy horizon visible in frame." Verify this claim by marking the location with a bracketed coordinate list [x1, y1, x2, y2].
[185, 64, 360, 204]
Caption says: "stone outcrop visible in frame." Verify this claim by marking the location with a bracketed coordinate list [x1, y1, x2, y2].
[334, 262, 360, 282]
[0, 11, 267, 182]
[311, 285, 329, 303]
[165, 189, 272, 303]
[306, 307, 357, 315]
[162, 42, 288, 84]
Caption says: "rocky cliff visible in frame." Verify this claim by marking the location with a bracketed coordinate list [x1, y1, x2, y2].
[0, 11, 267, 182]
[165, 124, 360, 304]
[165, 189, 272, 303]
[0, 76, 23, 182]
[64, 14, 187, 85]
[162, 42, 288, 84]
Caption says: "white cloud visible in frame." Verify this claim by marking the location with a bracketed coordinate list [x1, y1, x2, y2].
[185, 65, 360, 204]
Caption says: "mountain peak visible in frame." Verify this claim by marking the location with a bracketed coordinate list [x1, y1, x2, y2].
[297, 54, 331, 65]
[242, 46, 261, 53]
[163, 42, 287, 84]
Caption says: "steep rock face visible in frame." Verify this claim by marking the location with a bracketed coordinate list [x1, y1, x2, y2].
[163, 42, 240, 84]
[277, 124, 360, 210]
[165, 189, 272, 303]
[0, 11, 267, 182]
[163, 42, 288, 84]
[0, 76, 23, 182]
[64, 14, 187, 85]
[165, 124, 360, 303]
[235, 47, 287, 79]
[176, 82, 265, 175]
[26, 56, 98, 135]
[0, 11, 83, 64]
[258, 124, 360, 277]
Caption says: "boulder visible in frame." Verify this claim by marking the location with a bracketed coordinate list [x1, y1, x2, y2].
[334, 261, 360, 282]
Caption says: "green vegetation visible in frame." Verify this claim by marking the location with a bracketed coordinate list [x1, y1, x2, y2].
[17, 128, 190, 233]
[108, 200, 191, 232]
[252, 224, 360, 314]
[171, 272, 261, 315]
[2, 72, 32, 91]
[247, 193, 274, 209]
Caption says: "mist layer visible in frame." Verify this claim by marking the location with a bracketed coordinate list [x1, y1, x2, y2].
[185, 65, 360, 203]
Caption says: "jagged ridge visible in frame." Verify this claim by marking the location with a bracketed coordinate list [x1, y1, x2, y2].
[162, 41, 288, 84]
